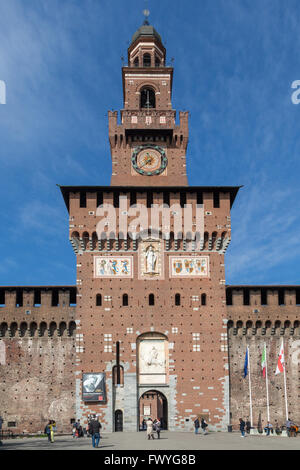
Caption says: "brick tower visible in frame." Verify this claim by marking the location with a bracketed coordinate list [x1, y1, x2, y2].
[109, 20, 188, 187]
[60, 18, 240, 432]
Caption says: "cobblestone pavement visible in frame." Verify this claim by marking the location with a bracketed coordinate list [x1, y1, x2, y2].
[1, 431, 299, 450]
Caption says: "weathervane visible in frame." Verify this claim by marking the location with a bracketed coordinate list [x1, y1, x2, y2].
[143, 1, 150, 25]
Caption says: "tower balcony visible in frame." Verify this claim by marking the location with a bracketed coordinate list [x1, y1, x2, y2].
[120, 109, 176, 129]
[108, 110, 189, 148]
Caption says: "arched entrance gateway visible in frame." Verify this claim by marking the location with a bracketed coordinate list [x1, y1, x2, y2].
[137, 333, 169, 431]
[139, 390, 168, 430]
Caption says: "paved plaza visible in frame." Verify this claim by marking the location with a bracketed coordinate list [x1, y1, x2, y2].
[0, 431, 299, 451]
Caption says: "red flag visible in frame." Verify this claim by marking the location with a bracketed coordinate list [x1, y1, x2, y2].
[275, 340, 285, 375]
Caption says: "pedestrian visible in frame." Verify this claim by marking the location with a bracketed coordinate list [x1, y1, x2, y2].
[86, 421, 90, 437]
[239, 418, 246, 437]
[49, 420, 56, 443]
[246, 419, 251, 434]
[194, 417, 200, 435]
[77, 420, 83, 438]
[72, 422, 77, 438]
[154, 418, 161, 439]
[201, 417, 208, 435]
[44, 420, 51, 443]
[88, 415, 102, 448]
[146, 418, 155, 440]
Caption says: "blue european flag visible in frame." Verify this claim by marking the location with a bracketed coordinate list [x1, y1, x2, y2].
[243, 349, 248, 378]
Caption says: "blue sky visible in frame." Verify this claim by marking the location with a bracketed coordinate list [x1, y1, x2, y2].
[0, 0, 300, 286]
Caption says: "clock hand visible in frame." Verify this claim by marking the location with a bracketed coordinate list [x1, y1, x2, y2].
[140, 156, 152, 168]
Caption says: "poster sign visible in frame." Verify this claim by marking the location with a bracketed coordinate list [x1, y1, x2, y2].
[82, 373, 107, 402]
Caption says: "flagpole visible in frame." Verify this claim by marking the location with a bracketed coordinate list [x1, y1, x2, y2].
[265, 342, 270, 422]
[247, 345, 253, 427]
[282, 339, 289, 420]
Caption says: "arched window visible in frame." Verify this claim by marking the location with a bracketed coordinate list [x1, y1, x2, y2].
[201, 293, 206, 306]
[155, 55, 160, 67]
[49, 322, 57, 337]
[143, 53, 151, 67]
[175, 293, 181, 306]
[59, 322, 67, 337]
[0, 323, 8, 337]
[122, 294, 128, 306]
[96, 294, 102, 306]
[140, 87, 156, 109]
[134, 57, 139, 67]
[69, 321, 76, 337]
[149, 294, 155, 306]
[10, 322, 18, 337]
[20, 322, 28, 337]
[39, 322, 47, 337]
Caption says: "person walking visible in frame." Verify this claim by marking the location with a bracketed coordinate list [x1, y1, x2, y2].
[88, 415, 102, 448]
[77, 420, 83, 438]
[194, 417, 200, 435]
[49, 420, 56, 443]
[45, 420, 52, 443]
[72, 422, 77, 438]
[201, 417, 208, 435]
[239, 418, 246, 437]
[154, 418, 161, 439]
[146, 418, 155, 440]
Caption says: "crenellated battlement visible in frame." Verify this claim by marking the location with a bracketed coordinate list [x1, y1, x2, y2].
[0, 286, 76, 324]
[226, 286, 300, 327]
[226, 285, 300, 307]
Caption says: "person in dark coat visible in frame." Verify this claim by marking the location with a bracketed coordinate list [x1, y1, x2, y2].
[88, 415, 102, 448]
[194, 417, 200, 434]
[239, 418, 246, 437]
[201, 417, 208, 435]
[246, 419, 251, 434]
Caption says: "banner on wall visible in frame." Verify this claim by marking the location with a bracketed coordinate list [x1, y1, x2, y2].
[82, 373, 107, 402]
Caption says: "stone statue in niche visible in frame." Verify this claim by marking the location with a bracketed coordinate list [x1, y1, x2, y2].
[145, 245, 157, 274]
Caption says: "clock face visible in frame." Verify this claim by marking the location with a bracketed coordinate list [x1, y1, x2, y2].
[131, 145, 168, 176]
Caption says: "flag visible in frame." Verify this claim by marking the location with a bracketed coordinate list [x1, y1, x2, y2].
[261, 344, 267, 378]
[243, 348, 248, 378]
[275, 340, 285, 375]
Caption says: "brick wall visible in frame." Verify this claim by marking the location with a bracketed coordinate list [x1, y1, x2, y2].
[227, 286, 300, 429]
[0, 287, 76, 433]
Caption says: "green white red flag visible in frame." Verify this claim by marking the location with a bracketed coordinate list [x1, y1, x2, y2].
[261, 344, 267, 378]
